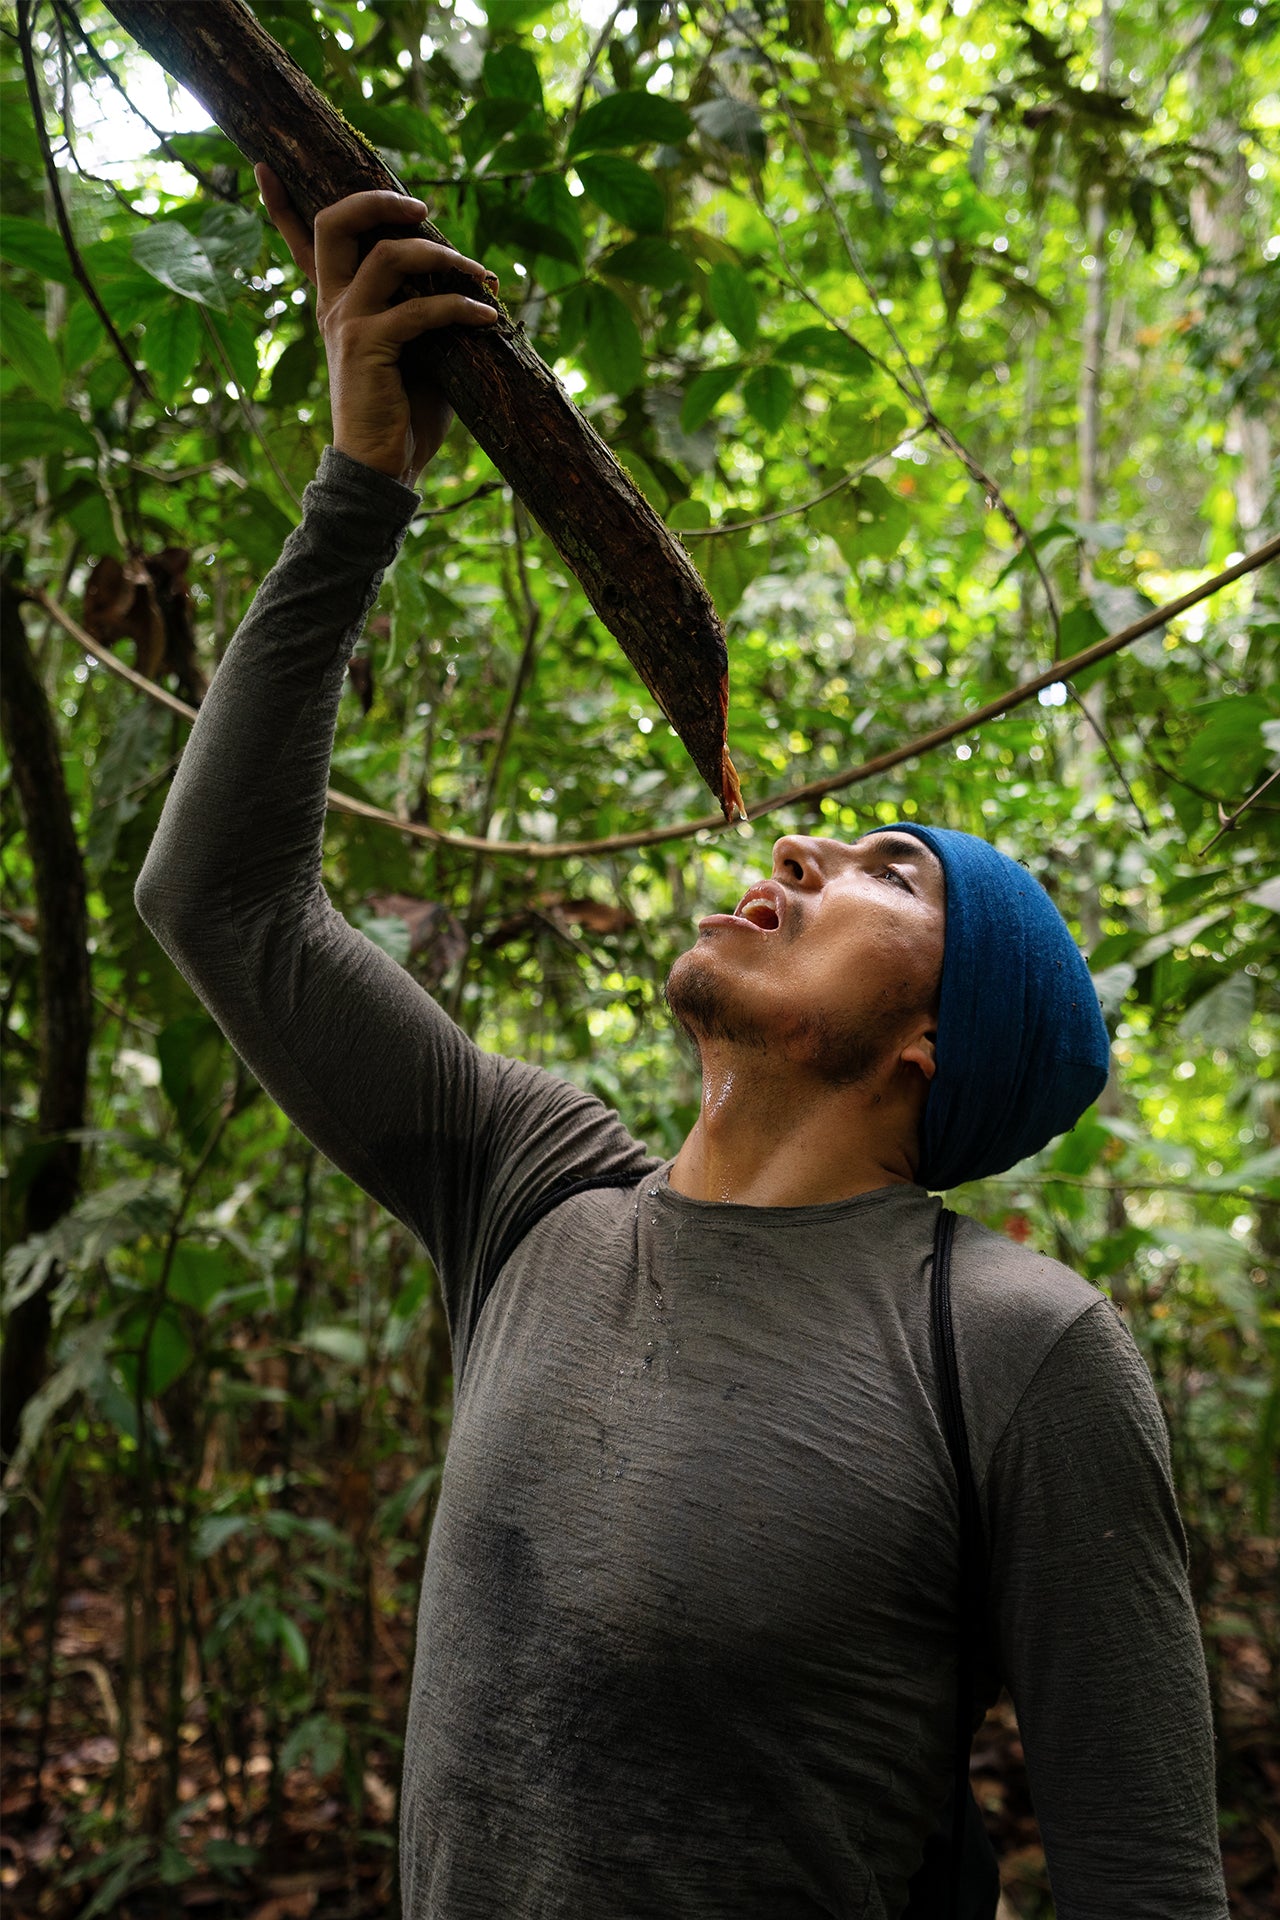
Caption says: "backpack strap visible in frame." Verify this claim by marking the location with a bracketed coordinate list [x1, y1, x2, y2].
[929, 1205, 992, 1919]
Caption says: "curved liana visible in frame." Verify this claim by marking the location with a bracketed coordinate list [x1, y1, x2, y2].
[103, 0, 744, 820]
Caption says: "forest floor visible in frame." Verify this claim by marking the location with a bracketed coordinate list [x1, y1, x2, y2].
[2, 1534, 1276, 1919]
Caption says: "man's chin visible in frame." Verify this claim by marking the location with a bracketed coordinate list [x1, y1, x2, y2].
[664, 947, 764, 1049]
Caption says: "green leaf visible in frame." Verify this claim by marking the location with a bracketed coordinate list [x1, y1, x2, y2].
[681, 364, 740, 432]
[0, 397, 95, 463]
[0, 214, 73, 284]
[0, 290, 62, 404]
[302, 1324, 368, 1366]
[65, 298, 106, 371]
[773, 326, 873, 378]
[132, 223, 229, 311]
[139, 299, 202, 408]
[161, 1243, 238, 1315]
[827, 401, 908, 463]
[376, 1465, 442, 1537]
[460, 97, 536, 166]
[158, 1014, 227, 1152]
[195, 1513, 249, 1558]
[267, 332, 318, 408]
[199, 203, 263, 275]
[484, 178, 583, 268]
[523, 175, 584, 265]
[699, 530, 768, 619]
[223, 485, 295, 572]
[1057, 599, 1107, 656]
[207, 308, 260, 397]
[116, 1303, 194, 1399]
[567, 90, 692, 158]
[483, 43, 544, 107]
[707, 262, 758, 348]
[813, 474, 910, 562]
[743, 362, 794, 433]
[583, 283, 643, 396]
[1182, 695, 1275, 792]
[666, 498, 711, 532]
[483, 0, 553, 27]
[276, 1610, 309, 1673]
[691, 95, 767, 162]
[575, 154, 666, 233]
[1178, 972, 1255, 1048]
[599, 236, 693, 290]
[281, 1712, 344, 1777]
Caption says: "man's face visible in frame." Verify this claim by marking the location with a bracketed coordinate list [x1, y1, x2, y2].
[665, 831, 947, 1085]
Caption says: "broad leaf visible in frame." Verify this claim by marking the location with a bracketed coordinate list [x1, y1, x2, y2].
[582, 283, 644, 396]
[568, 90, 692, 158]
[743, 362, 794, 432]
[132, 223, 230, 311]
[707, 262, 758, 348]
[575, 155, 666, 233]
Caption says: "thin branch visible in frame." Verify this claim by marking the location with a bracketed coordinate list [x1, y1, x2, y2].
[980, 1172, 1276, 1202]
[1066, 686, 1153, 834]
[414, 480, 505, 521]
[16, 0, 153, 399]
[1201, 765, 1280, 856]
[679, 432, 924, 539]
[29, 532, 1280, 861]
[53, 0, 241, 203]
[570, 3, 625, 128]
[478, 502, 545, 832]
[198, 310, 303, 515]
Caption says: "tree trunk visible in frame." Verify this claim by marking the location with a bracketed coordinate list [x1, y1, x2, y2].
[0, 575, 92, 1467]
[101, 0, 742, 818]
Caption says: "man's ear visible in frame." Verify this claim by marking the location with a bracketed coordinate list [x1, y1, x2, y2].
[900, 1027, 937, 1084]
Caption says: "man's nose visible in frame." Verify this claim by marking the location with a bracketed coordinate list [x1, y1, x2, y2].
[771, 835, 826, 888]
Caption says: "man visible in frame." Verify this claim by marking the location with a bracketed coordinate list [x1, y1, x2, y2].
[135, 177, 1227, 1918]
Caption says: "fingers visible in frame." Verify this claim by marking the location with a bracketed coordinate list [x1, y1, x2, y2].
[312, 191, 432, 298]
[373, 292, 499, 345]
[254, 163, 317, 285]
[346, 236, 495, 317]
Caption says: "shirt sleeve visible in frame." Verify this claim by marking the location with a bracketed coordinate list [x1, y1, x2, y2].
[983, 1298, 1227, 1919]
[134, 448, 651, 1354]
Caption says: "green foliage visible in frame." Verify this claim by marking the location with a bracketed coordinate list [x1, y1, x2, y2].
[2, 0, 1277, 1908]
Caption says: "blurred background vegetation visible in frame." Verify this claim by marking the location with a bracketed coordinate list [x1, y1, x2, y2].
[0, 0, 1276, 1914]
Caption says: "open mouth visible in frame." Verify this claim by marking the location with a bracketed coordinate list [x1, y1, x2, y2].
[733, 883, 785, 932]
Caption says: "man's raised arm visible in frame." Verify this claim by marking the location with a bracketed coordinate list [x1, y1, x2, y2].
[135, 181, 650, 1314]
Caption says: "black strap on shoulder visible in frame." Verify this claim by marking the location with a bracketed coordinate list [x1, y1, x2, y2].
[929, 1205, 990, 1919]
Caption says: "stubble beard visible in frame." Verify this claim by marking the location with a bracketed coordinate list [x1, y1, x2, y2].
[663, 949, 888, 1088]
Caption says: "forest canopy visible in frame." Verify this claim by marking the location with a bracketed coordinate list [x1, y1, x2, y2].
[1, 0, 1277, 1914]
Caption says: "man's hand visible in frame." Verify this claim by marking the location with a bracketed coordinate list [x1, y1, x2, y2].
[255, 166, 498, 487]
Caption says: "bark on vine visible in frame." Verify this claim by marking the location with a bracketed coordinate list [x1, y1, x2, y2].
[100, 0, 743, 817]
[0, 575, 92, 1467]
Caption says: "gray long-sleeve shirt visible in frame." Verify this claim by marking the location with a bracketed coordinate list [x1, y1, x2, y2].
[135, 448, 1227, 1919]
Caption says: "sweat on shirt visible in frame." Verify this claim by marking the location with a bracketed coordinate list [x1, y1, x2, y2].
[135, 448, 1228, 1920]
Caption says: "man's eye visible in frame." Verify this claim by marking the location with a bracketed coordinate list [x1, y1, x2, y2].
[879, 865, 910, 890]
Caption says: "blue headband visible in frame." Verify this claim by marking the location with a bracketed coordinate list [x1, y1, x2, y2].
[867, 824, 1110, 1190]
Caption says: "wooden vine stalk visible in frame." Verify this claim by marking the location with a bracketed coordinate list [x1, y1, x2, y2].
[100, 0, 743, 817]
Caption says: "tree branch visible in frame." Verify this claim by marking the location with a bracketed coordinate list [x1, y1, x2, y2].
[679, 432, 924, 539]
[16, 0, 153, 400]
[29, 530, 1280, 861]
[1201, 765, 1280, 855]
